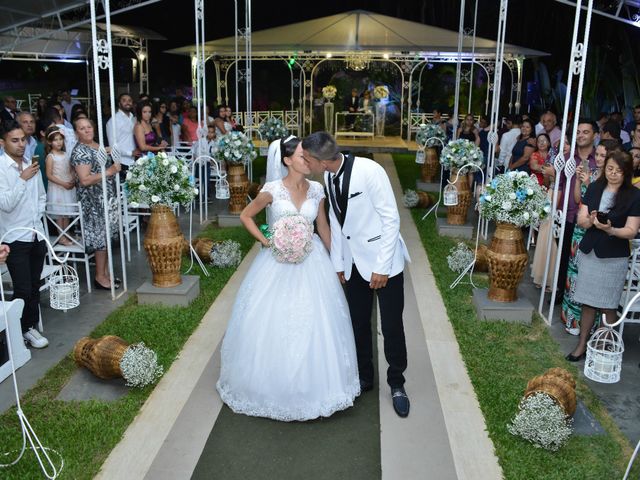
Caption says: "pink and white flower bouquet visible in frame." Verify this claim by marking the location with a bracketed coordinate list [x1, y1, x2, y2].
[270, 214, 314, 264]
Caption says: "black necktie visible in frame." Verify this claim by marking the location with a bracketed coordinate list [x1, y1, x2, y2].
[332, 173, 342, 210]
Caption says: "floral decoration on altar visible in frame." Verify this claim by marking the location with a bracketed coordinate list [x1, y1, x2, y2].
[258, 117, 289, 143]
[416, 123, 447, 148]
[126, 152, 198, 208]
[440, 139, 484, 171]
[373, 85, 389, 100]
[215, 131, 258, 166]
[479, 172, 550, 227]
[322, 85, 337, 101]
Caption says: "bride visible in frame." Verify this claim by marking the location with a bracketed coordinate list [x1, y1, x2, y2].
[216, 135, 360, 421]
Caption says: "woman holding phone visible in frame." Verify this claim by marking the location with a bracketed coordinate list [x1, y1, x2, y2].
[566, 150, 640, 361]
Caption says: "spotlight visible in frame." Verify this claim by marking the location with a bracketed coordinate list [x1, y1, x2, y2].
[382, 53, 390, 60]
[326, 52, 332, 59]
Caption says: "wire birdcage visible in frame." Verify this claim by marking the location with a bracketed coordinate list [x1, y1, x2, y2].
[216, 175, 230, 199]
[49, 263, 80, 311]
[443, 184, 459, 206]
[415, 149, 425, 164]
[584, 326, 624, 384]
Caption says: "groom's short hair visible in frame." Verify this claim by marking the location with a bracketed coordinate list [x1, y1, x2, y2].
[302, 131, 340, 161]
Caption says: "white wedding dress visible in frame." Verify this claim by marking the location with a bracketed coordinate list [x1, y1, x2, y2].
[216, 179, 360, 421]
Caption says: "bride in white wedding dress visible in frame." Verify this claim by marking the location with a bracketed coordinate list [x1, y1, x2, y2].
[216, 136, 360, 421]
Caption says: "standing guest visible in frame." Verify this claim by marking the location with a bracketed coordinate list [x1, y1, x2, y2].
[152, 101, 171, 144]
[168, 100, 182, 123]
[173, 88, 186, 109]
[478, 115, 490, 159]
[540, 111, 562, 148]
[226, 106, 243, 132]
[134, 101, 168, 154]
[610, 112, 631, 144]
[35, 97, 49, 122]
[0, 121, 48, 348]
[60, 90, 81, 122]
[457, 114, 480, 146]
[0, 244, 9, 263]
[566, 151, 640, 361]
[106, 94, 138, 181]
[624, 105, 640, 134]
[181, 106, 201, 143]
[596, 112, 609, 134]
[344, 88, 360, 130]
[44, 126, 76, 246]
[600, 120, 622, 148]
[16, 112, 38, 163]
[70, 118, 121, 290]
[508, 119, 536, 173]
[629, 147, 640, 187]
[555, 120, 598, 306]
[50, 101, 73, 130]
[1, 97, 18, 122]
[497, 115, 521, 173]
[622, 122, 640, 152]
[432, 108, 443, 124]
[43, 107, 76, 155]
[529, 133, 552, 185]
[213, 105, 231, 137]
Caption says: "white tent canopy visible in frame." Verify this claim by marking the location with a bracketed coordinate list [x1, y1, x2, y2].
[166, 9, 547, 58]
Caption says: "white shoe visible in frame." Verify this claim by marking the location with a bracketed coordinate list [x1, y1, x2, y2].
[565, 327, 580, 336]
[23, 328, 49, 348]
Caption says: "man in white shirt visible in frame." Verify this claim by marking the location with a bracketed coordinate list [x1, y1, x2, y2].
[0, 121, 49, 348]
[497, 115, 521, 172]
[60, 90, 81, 122]
[106, 93, 138, 180]
[16, 112, 38, 162]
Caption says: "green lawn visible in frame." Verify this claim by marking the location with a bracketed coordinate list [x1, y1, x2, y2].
[0, 224, 256, 479]
[393, 153, 638, 479]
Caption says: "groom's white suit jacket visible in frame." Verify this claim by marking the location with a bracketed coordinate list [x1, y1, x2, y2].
[325, 155, 410, 282]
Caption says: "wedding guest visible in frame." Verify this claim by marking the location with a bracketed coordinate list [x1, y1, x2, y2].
[0, 244, 9, 264]
[624, 105, 640, 134]
[0, 121, 48, 348]
[226, 106, 243, 132]
[16, 112, 38, 163]
[629, 147, 640, 187]
[623, 122, 640, 152]
[508, 119, 536, 173]
[106, 93, 138, 180]
[457, 114, 480, 146]
[50, 101, 73, 130]
[151, 101, 170, 144]
[344, 88, 360, 130]
[610, 112, 630, 144]
[497, 115, 521, 173]
[60, 90, 81, 122]
[181, 106, 200, 143]
[529, 133, 551, 186]
[134, 101, 168, 153]
[1, 96, 18, 122]
[70, 118, 121, 291]
[213, 105, 231, 137]
[540, 111, 562, 148]
[566, 151, 640, 361]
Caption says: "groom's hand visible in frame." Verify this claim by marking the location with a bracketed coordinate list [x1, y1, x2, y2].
[370, 273, 389, 289]
[337, 271, 346, 284]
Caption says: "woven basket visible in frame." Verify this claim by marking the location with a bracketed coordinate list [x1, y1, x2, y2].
[486, 223, 529, 302]
[446, 169, 471, 225]
[474, 244, 489, 272]
[248, 182, 263, 199]
[420, 147, 439, 183]
[192, 238, 217, 262]
[228, 164, 249, 214]
[525, 371, 577, 416]
[73, 335, 130, 380]
[143, 205, 185, 288]
[416, 191, 432, 209]
[544, 367, 576, 390]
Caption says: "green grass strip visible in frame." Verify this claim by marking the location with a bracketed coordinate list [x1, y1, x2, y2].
[393, 152, 639, 479]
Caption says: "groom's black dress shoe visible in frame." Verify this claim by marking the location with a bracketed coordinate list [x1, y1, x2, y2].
[391, 387, 410, 417]
[360, 380, 374, 393]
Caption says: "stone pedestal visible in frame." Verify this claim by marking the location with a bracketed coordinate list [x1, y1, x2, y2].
[416, 180, 441, 192]
[436, 217, 474, 239]
[472, 288, 533, 324]
[137, 275, 200, 307]
[217, 213, 243, 227]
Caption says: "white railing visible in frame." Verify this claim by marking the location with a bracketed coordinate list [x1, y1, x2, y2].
[239, 110, 300, 139]
[408, 112, 481, 140]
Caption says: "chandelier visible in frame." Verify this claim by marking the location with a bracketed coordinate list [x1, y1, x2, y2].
[345, 52, 371, 71]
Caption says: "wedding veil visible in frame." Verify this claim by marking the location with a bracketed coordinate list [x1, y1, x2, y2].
[265, 136, 296, 225]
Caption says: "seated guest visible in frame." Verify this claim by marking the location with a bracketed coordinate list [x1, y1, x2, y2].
[566, 151, 640, 361]
[0, 121, 48, 348]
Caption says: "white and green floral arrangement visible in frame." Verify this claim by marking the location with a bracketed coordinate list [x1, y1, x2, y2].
[440, 138, 484, 171]
[322, 85, 337, 101]
[447, 242, 474, 274]
[479, 171, 550, 227]
[210, 240, 242, 268]
[120, 342, 164, 388]
[215, 131, 258, 166]
[126, 152, 198, 208]
[508, 392, 573, 451]
[416, 123, 447, 148]
[373, 85, 389, 100]
[402, 189, 419, 208]
[258, 117, 288, 143]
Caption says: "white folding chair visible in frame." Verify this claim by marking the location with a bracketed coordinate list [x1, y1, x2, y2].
[44, 202, 94, 293]
[619, 239, 640, 336]
[120, 191, 141, 262]
[0, 299, 31, 383]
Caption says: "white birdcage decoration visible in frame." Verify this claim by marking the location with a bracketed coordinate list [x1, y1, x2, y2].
[415, 149, 426, 164]
[216, 176, 230, 199]
[443, 184, 459, 206]
[49, 263, 80, 311]
[584, 326, 624, 384]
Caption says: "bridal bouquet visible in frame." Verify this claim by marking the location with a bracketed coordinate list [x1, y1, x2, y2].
[373, 85, 389, 100]
[479, 172, 550, 227]
[258, 117, 288, 143]
[126, 152, 198, 207]
[322, 85, 337, 101]
[215, 131, 258, 166]
[270, 214, 314, 264]
[416, 123, 447, 148]
[440, 139, 484, 171]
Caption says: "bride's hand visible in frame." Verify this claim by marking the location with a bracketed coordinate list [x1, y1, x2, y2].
[337, 271, 346, 284]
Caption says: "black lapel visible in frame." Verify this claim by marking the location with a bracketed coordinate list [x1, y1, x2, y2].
[326, 171, 343, 226]
[339, 154, 355, 221]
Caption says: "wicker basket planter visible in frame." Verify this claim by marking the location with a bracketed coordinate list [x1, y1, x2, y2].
[525, 368, 576, 416]
[486, 222, 529, 302]
[474, 244, 489, 272]
[191, 238, 217, 262]
[420, 147, 439, 183]
[73, 335, 129, 379]
[143, 205, 185, 288]
[228, 164, 249, 214]
[416, 191, 432, 209]
[446, 169, 471, 225]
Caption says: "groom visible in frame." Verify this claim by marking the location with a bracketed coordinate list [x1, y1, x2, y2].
[302, 131, 411, 418]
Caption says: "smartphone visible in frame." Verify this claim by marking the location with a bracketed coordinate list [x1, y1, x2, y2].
[581, 158, 589, 172]
[596, 211, 609, 224]
[31, 155, 39, 165]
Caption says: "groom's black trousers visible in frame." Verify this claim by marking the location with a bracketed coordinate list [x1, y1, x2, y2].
[345, 266, 407, 388]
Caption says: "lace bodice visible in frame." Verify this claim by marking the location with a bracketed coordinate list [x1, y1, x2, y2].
[261, 180, 325, 223]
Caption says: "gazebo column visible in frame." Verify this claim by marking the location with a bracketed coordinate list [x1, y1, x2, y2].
[514, 55, 524, 113]
[477, 59, 496, 115]
[304, 59, 319, 136]
[212, 59, 222, 105]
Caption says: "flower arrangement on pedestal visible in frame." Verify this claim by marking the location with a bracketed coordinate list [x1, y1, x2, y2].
[373, 85, 389, 100]
[416, 123, 447, 148]
[440, 139, 484, 171]
[416, 123, 447, 181]
[258, 117, 288, 143]
[322, 85, 337, 101]
[479, 172, 550, 302]
[373, 86, 389, 136]
[214, 131, 258, 166]
[126, 152, 198, 287]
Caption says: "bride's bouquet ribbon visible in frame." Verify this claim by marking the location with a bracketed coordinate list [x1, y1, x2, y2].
[269, 215, 313, 264]
[259, 224, 272, 239]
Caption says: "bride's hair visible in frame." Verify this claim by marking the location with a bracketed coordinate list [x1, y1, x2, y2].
[280, 135, 300, 165]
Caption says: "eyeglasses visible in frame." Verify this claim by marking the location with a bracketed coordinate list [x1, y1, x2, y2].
[605, 167, 624, 175]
